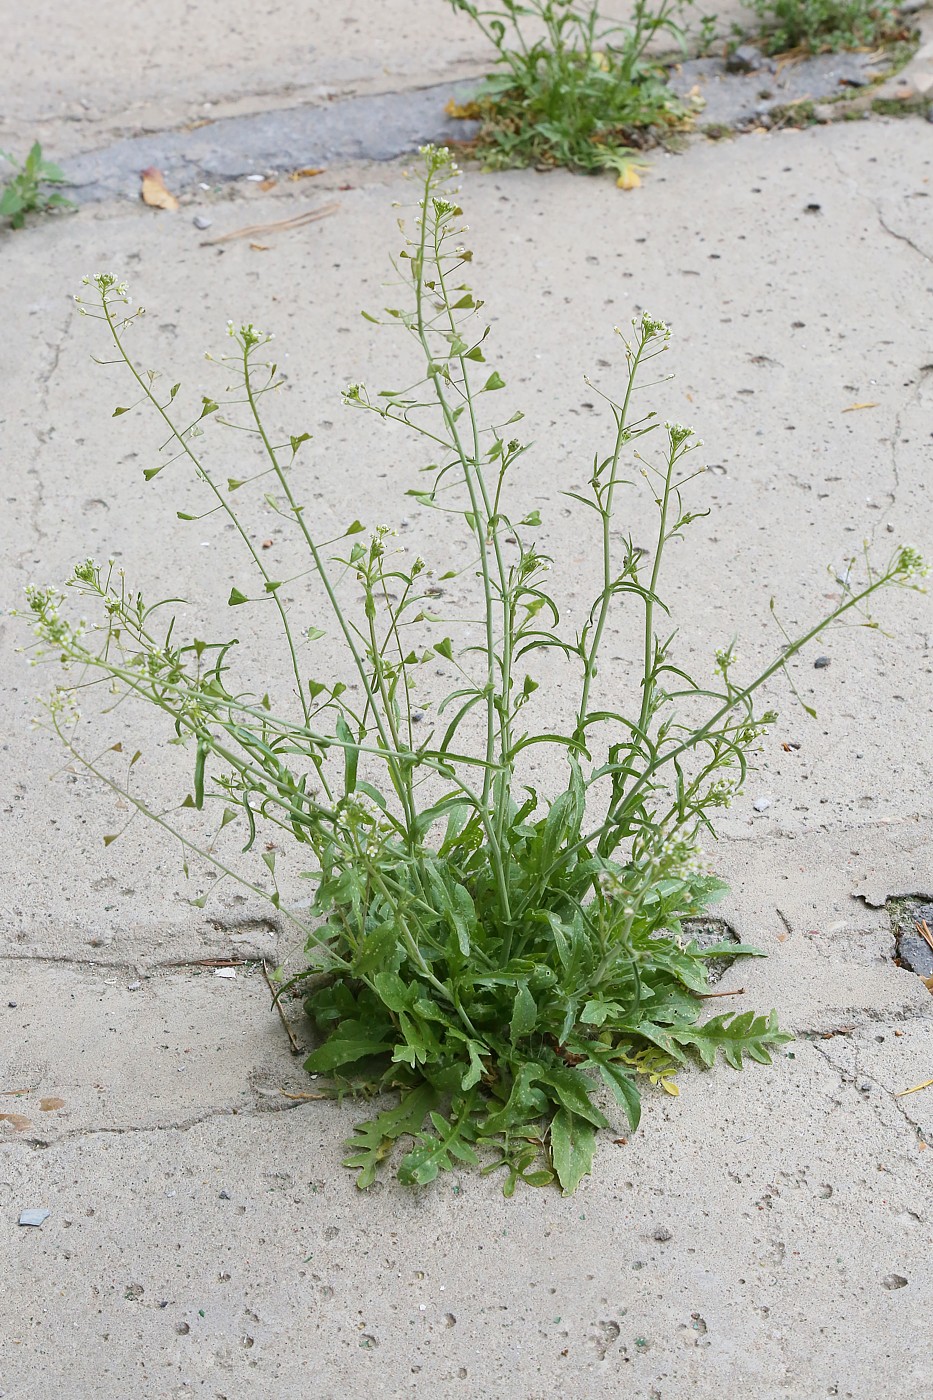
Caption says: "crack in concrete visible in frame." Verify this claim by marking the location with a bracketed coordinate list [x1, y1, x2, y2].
[11, 1096, 306, 1150]
[876, 206, 933, 266]
[808, 1035, 932, 1160]
[16, 305, 75, 570]
[0, 950, 271, 976]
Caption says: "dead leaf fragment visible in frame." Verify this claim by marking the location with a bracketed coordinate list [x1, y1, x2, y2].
[288, 167, 326, 181]
[616, 166, 643, 190]
[259, 179, 277, 192]
[39, 1096, 65, 1112]
[445, 98, 482, 119]
[841, 401, 879, 413]
[0, 1112, 32, 1131]
[249, 242, 270, 251]
[140, 167, 179, 212]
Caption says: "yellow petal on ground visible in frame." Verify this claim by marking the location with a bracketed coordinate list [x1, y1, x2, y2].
[841, 401, 879, 413]
[140, 167, 179, 211]
[617, 167, 642, 190]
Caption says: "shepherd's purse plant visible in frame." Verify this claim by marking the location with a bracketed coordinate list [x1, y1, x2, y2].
[446, 0, 693, 186]
[23, 147, 926, 1194]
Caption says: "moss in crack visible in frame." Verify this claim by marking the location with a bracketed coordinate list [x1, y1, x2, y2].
[871, 94, 929, 117]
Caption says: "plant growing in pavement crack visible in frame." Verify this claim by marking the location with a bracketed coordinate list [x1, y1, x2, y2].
[747, 0, 906, 54]
[1, 142, 74, 230]
[446, 0, 694, 186]
[22, 147, 927, 1193]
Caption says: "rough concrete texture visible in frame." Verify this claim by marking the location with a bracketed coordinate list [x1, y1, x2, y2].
[0, 0, 757, 159]
[3, 11, 933, 1398]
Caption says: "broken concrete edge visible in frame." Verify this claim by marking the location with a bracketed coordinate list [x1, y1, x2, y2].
[48, 26, 928, 210]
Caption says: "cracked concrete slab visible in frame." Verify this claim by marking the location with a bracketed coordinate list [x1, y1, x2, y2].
[0, 0, 759, 160]
[670, 47, 890, 127]
[4, 1041, 933, 1398]
[1, 960, 308, 1145]
[2, 38, 933, 1400]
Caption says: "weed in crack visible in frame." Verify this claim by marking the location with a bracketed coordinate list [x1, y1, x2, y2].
[20, 147, 928, 1193]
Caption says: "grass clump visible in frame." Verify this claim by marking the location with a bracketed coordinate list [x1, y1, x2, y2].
[447, 0, 692, 184]
[23, 148, 927, 1193]
[1, 142, 73, 230]
[747, 0, 907, 53]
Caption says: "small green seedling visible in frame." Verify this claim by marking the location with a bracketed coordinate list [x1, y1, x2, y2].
[1, 142, 74, 229]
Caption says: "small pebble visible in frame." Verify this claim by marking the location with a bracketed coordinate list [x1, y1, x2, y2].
[193, 215, 212, 230]
[127, 981, 141, 992]
[814, 656, 831, 669]
[8, 1001, 17, 1008]
[752, 797, 771, 813]
[652, 1225, 673, 1242]
[882, 1274, 908, 1290]
[219, 1189, 232, 1200]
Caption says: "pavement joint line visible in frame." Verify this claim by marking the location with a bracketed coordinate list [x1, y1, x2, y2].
[50, 40, 923, 207]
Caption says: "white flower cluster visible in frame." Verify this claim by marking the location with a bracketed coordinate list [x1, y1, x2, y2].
[638, 312, 670, 340]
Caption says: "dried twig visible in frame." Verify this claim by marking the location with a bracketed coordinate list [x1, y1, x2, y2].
[263, 960, 303, 1056]
[697, 986, 745, 999]
[895, 1078, 933, 1098]
[915, 918, 933, 953]
[199, 204, 339, 246]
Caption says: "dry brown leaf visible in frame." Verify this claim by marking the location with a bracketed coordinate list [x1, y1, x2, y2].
[140, 166, 179, 212]
[841, 401, 879, 413]
[288, 167, 326, 181]
[0, 1112, 31, 1131]
[200, 203, 339, 246]
[39, 1096, 66, 1111]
